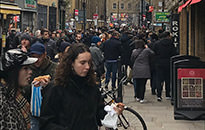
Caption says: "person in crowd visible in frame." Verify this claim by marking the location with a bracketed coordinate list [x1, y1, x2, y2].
[0, 49, 38, 129]
[148, 33, 159, 95]
[51, 31, 57, 41]
[39, 43, 124, 130]
[74, 32, 83, 43]
[102, 31, 122, 90]
[89, 36, 104, 87]
[153, 32, 177, 101]
[35, 30, 41, 39]
[38, 28, 57, 61]
[120, 30, 133, 84]
[131, 40, 154, 103]
[54, 41, 71, 62]
[66, 30, 75, 43]
[18, 34, 32, 52]
[6, 28, 20, 51]
[25, 42, 57, 130]
[23, 41, 57, 101]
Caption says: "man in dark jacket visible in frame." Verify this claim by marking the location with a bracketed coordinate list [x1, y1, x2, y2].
[24, 41, 57, 130]
[102, 31, 122, 89]
[154, 32, 176, 101]
[38, 28, 57, 61]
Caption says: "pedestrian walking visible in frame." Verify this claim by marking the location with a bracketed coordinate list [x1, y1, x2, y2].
[39, 43, 124, 130]
[153, 32, 177, 101]
[131, 40, 154, 103]
[102, 31, 122, 90]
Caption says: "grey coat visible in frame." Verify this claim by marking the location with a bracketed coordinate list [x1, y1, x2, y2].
[131, 48, 154, 79]
[89, 43, 104, 71]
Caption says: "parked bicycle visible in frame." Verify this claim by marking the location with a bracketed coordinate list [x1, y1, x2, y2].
[100, 87, 147, 130]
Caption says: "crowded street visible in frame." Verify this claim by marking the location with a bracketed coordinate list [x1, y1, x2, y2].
[1, 0, 205, 130]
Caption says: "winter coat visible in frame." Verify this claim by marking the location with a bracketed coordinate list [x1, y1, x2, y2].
[120, 33, 132, 66]
[23, 56, 57, 102]
[39, 75, 106, 130]
[153, 38, 177, 66]
[131, 48, 154, 79]
[102, 37, 122, 61]
[89, 43, 104, 71]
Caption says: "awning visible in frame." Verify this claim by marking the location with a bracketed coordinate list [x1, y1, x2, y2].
[190, 0, 202, 5]
[0, 4, 21, 15]
[178, 0, 202, 13]
[178, 0, 192, 13]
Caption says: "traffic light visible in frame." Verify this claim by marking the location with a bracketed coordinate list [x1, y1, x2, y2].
[146, 12, 152, 21]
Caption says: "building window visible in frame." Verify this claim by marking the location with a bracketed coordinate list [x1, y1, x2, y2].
[113, 3, 116, 9]
[121, 3, 124, 9]
[128, 3, 131, 9]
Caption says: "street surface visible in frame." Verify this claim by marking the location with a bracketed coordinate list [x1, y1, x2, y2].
[121, 80, 205, 130]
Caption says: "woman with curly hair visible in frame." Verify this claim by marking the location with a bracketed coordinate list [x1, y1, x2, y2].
[40, 43, 123, 130]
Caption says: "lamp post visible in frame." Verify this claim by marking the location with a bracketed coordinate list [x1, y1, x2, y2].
[141, 0, 144, 27]
[82, 0, 86, 32]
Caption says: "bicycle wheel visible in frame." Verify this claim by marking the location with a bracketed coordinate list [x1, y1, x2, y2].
[117, 107, 147, 130]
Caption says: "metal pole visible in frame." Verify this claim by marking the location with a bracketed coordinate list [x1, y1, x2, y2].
[117, 0, 120, 24]
[162, 0, 165, 30]
[104, 0, 107, 25]
[186, 11, 189, 55]
[141, 0, 143, 27]
[83, 1, 86, 32]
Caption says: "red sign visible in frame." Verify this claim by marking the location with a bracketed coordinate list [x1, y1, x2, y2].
[178, 69, 205, 79]
[13, 16, 20, 22]
[93, 14, 98, 19]
[149, 6, 154, 12]
[75, 9, 79, 16]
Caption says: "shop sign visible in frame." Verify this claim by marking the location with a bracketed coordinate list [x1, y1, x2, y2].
[25, 0, 37, 9]
[171, 14, 180, 53]
[155, 12, 170, 22]
[177, 68, 205, 108]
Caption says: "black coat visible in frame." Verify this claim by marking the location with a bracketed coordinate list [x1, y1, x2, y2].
[40, 75, 106, 130]
[120, 33, 132, 66]
[102, 37, 122, 61]
[153, 38, 176, 66]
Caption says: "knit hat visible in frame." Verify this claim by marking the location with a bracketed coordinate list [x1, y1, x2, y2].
[21, 34, 31, 43]
[91, 36, 101, 44]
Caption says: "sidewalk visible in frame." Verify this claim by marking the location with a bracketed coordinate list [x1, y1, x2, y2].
[122, 80, 205, 130]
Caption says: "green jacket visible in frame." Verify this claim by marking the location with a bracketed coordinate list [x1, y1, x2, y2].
[23, 56, 57, 102]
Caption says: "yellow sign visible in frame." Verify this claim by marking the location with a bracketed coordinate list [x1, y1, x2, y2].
[2, 34, 6, 48]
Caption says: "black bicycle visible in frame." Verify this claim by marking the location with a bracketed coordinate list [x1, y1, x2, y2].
[100, 87, 147, 130]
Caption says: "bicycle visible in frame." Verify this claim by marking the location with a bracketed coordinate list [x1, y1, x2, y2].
[100, 87, 147, 130]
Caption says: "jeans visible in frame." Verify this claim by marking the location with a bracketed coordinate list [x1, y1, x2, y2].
[105, 61, 118, 88]
[31, 116, 39, 130]
[133, 78, 147, 100]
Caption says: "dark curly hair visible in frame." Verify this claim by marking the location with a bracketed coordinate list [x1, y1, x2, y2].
[54, 43, 96, 87]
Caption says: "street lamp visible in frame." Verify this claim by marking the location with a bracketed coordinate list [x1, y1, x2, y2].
[82, 0, 86, 32]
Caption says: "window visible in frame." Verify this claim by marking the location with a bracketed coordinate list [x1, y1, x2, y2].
[121, 3, 124, 9]
[113, 3, 116, 9]
[128, 3, 131, 9]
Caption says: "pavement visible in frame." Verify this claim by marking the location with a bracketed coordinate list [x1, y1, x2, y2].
[120, 80, 205, 130]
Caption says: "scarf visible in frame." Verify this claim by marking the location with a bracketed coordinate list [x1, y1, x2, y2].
[0, 85, 31, 130]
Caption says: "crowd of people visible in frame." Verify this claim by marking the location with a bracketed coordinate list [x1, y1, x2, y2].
[0, 25, 177, 129]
